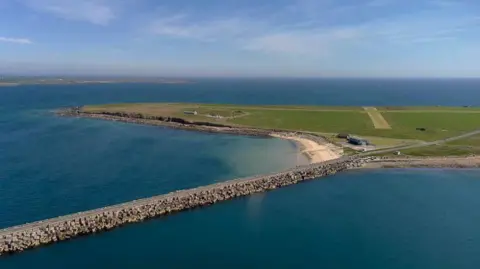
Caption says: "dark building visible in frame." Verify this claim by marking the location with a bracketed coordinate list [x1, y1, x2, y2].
[348, 137, 370, 146]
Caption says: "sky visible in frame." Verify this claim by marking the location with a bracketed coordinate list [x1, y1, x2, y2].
[0, 0, 479, 77]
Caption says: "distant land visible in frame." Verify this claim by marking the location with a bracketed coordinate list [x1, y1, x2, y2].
[0, 76, 190, 86]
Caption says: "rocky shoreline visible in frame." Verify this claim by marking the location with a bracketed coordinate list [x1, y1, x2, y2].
[0, 157, 373, 256]
[57, 107, 276, 137]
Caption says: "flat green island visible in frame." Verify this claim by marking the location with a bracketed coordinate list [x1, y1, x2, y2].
[0, 77, 190, 86]
[82, 103, 480, 157]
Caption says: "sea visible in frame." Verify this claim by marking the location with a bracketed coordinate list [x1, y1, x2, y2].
[1, 78, 480, 269]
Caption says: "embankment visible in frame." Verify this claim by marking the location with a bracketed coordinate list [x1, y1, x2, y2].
[0, 157, 373, 256]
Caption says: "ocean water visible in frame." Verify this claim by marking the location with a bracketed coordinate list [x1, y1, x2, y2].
[2, 169, 480, 269]
[1, 79, 480, 268]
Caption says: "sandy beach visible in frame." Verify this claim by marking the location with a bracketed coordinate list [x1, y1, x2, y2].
[271, 133, 342, 163]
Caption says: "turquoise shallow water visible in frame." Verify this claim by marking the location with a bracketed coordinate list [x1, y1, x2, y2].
[1, 79, 480, 268]
[0, 112, 303, 228]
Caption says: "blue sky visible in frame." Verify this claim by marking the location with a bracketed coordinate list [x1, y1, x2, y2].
[0, 0, 479, 77]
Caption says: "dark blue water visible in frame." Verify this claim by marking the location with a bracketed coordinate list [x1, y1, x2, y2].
[1, 79, 480, 268]
[2, 169, 480, 269]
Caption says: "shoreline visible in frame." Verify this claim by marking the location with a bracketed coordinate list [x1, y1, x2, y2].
[58, 108, 343, 164]
[57, 109, 274, 137]
[57, 108, 480, 169]
[0, 83, 20, 87]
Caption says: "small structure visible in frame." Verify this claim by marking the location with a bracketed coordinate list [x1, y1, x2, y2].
[348, 137, 370, 146]
[337, 133, 350, 139]
[183, 110, 198, 115]
[394, 151, 401, 156]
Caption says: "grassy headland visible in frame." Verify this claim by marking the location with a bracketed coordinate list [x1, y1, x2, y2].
[81, 103, 480, 156]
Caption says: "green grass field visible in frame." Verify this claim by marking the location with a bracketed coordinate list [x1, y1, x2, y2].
[388, 145, 478, 157]
[83, 103, 480, 146]
[230, 110, 372, 133]
[381, 112, 480, 140]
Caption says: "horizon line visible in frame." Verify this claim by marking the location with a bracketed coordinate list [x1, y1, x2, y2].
[1, 75, 480, 80]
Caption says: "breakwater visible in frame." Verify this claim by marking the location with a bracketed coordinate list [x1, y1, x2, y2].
[0, 157, 372, 256]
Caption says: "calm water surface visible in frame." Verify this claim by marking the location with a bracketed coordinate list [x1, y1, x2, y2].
[1, 79, 479, 268]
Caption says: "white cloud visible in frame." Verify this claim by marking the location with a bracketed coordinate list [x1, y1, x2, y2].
[150, 15, 257, 42]
[22, 0, 115, 25]
[244, 27, 362, 55]
[148, 12, 366, 56]
[0, 37, 32, 44]
[144, 0, 479, 56]
[244, 33, 319, 55]
[372, 12, 480, 44]
[245, 8, 480, 54]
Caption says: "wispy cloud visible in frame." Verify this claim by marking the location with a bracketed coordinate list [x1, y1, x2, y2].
[145, 0, 479, 56]
[23, 0, 115, 25]
[429, 0, 463, 7]
[0, 37, 33, 44]
[373, 13, 480, 44]
[366, 0, 396, 7]
[149, 15, 258, 42]
[148, 13, 366, 56]
[244, 27, 362, 55]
